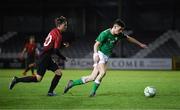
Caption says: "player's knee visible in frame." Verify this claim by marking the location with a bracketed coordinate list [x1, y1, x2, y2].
[55, 69, 62, 76]
[29, 63, 34, 68]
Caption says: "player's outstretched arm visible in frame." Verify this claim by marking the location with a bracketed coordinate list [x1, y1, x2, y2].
[93, 41, 100, 63]
[126, 36, 148, 48]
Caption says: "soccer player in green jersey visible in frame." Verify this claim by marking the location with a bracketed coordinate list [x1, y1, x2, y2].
[64, 19, 148, 97]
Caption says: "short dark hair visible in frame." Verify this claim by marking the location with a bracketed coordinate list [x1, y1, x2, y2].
[113, 19, 125, 28]
[55, 16, 67, 27]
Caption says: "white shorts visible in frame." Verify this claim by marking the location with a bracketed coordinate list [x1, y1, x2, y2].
[93, 51, 109, 67]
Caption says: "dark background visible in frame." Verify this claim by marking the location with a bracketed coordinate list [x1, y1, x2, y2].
[0, 0, 180, 69]
[0, 0, 180, 35]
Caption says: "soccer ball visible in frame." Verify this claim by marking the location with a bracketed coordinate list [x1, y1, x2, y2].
[144, 86, 156, 97]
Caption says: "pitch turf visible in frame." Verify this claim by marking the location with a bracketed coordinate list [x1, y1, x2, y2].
[0, 69, 180, 109]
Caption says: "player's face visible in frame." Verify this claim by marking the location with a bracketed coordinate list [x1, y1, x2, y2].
[29, 38, 35, 43]
[59, 21, 67, 32]
[114, 24, 124, 35]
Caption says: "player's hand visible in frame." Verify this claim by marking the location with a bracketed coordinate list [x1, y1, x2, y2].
[140, 43, 148, 49]
[63, 42, 70, 48]
[93, 53, 100, 63]
[93, 53, 100, 67]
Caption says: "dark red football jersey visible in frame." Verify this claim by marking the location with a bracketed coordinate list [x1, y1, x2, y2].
[25, 43, 36, 55]
[42, 28, 62, 54]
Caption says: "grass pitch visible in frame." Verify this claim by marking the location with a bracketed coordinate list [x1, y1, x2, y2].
[0, 69, 180, 109]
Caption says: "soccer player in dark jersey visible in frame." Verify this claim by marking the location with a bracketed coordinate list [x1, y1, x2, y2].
[21, 42, 69, 76]
[9, 16, 68, 96]
[64, 19, 148, 97]
[20, 36, 37, 76]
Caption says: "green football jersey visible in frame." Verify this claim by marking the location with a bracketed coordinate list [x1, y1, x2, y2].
[96, 29, 127, 56]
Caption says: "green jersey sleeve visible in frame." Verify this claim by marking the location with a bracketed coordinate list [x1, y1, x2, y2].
[96, 30, 108, 43]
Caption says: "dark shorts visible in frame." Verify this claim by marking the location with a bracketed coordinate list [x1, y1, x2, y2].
[36, 53, 59, 77]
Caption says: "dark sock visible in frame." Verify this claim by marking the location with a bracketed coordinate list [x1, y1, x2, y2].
[72, 79, 84, 86]
[16, 76, 38, 83]
[31, 68, 34, 74]
[48, 75, 62, 93]
[25, 67, 30, 73]
[92, 82, 100, 93]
